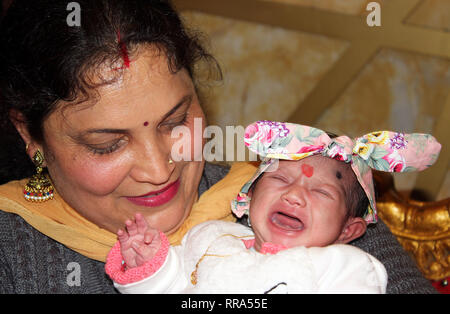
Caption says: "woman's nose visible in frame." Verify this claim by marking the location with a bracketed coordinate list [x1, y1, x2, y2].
[281, 186, 307, 207]
[130, 138, 175, 185]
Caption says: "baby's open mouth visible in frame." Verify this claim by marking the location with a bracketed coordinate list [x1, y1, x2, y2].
[270, 211, 304, 231]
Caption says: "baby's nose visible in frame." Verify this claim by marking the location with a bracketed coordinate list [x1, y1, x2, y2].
[281, 187, 306, 207]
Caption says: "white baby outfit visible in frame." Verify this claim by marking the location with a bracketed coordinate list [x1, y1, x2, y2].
[107, 220, 387, 294]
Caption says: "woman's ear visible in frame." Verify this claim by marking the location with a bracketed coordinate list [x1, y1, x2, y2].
[335, 217, 367, 244]
[9, 109, 39, 160]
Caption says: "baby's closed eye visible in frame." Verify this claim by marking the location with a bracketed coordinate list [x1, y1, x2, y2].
[271, 175, 288, 182]
[312, 188, 334, 199]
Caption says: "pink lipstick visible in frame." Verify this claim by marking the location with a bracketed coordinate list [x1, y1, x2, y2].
[126, 179, 180, 207]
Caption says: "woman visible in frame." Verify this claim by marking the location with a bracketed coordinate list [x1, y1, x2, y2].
[0, 0, 436, 293]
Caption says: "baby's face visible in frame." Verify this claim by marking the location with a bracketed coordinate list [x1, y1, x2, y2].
[249, 155, 355, 251]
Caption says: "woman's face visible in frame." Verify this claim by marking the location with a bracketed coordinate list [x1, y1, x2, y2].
[40, 49, 206, 234]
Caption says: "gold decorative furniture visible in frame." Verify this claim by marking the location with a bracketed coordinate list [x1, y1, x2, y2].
[374, 172, 449, 283]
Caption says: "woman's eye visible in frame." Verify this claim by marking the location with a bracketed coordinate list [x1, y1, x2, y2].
[159, 113, 188, 130]
[87, 139, 126, 155]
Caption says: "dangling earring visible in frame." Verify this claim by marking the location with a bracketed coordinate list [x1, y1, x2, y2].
[23, 150, 54, 202]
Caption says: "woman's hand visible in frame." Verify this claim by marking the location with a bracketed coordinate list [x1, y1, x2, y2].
[118, 213, 161, 268]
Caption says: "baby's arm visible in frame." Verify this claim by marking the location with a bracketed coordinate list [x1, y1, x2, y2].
[105, 213, 187, 293]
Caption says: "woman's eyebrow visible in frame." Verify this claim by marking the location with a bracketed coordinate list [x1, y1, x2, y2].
[161, 94, 192, 121]
[71, 128, 129, 143]
[83, 128, 129, 135]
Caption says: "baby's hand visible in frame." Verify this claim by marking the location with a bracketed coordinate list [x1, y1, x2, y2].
[118, 213, 161, 269]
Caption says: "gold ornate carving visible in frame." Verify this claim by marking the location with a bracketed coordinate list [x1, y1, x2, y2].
[374, 172, 450, 280]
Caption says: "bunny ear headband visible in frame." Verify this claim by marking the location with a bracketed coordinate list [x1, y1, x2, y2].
[231, 120, 442, 224]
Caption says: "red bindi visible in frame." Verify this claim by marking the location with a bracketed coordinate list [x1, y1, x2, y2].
[301, 164, 314, 178]
[143, 121, 149, 127]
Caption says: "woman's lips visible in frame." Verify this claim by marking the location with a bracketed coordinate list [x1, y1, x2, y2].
[269, 211, 304, 232]
[126, 179, 180, 207]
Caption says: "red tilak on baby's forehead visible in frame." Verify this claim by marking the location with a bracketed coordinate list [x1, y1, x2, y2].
[301, 164, 314, 178]
[143, 121, 149, 126]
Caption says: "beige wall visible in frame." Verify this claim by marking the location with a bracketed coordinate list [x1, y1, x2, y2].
[177, 0, 450, 200]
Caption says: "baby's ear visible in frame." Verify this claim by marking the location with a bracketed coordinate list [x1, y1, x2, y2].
[335, 217, 367, 244]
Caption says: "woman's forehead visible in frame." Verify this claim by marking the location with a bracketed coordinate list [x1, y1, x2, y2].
[50, 51, 194, 129]
[94, 50, 192, 106]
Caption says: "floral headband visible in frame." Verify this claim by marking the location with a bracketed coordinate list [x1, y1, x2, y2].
[231, 120, 442, 224]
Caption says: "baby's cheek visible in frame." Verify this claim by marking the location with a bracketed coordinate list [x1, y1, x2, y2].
[311, 208, 338, 231]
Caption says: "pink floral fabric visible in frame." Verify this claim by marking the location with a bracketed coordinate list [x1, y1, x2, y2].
[231, 120, 442, 224]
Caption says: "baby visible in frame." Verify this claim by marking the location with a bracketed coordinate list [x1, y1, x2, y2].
[105, 121, 441, 293]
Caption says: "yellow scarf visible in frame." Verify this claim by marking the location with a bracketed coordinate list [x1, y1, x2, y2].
[0, 162, 257, 262]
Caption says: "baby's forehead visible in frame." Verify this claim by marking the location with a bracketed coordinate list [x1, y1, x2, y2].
[276, 156, 354, 183]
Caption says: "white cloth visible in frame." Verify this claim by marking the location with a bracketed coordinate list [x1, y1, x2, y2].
[115, 220, 387, 294]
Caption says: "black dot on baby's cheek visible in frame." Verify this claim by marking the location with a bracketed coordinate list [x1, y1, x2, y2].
[143, 121, 149, 127]
[336, 171, 342, 180]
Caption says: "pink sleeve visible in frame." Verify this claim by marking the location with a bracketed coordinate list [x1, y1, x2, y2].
[105, 231, 170, 285]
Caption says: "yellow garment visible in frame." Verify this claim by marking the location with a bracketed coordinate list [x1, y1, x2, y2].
[0, 162, 257, 262]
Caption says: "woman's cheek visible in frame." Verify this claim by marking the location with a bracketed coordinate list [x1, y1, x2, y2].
[188, 102, 206, 162]
[189, 117, 205, 162]
[170, 116, 205, 162]
[62, 154, 131, 196]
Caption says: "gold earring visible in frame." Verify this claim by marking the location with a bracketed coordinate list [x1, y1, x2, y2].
[23, 150, 54, 202]
[168, 158, 174, 164]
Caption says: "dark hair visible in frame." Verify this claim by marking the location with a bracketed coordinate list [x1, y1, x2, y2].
[0, 0, 221, 184]
[325, 132, 370, 220]
[345, 172, 370, 219]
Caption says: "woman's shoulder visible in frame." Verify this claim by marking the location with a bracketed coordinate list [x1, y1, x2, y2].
[198, 162, 230, 196]
[0, 209, 29, 243]
[0, 210, 117, 293]
[351, 219, 437, 293]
